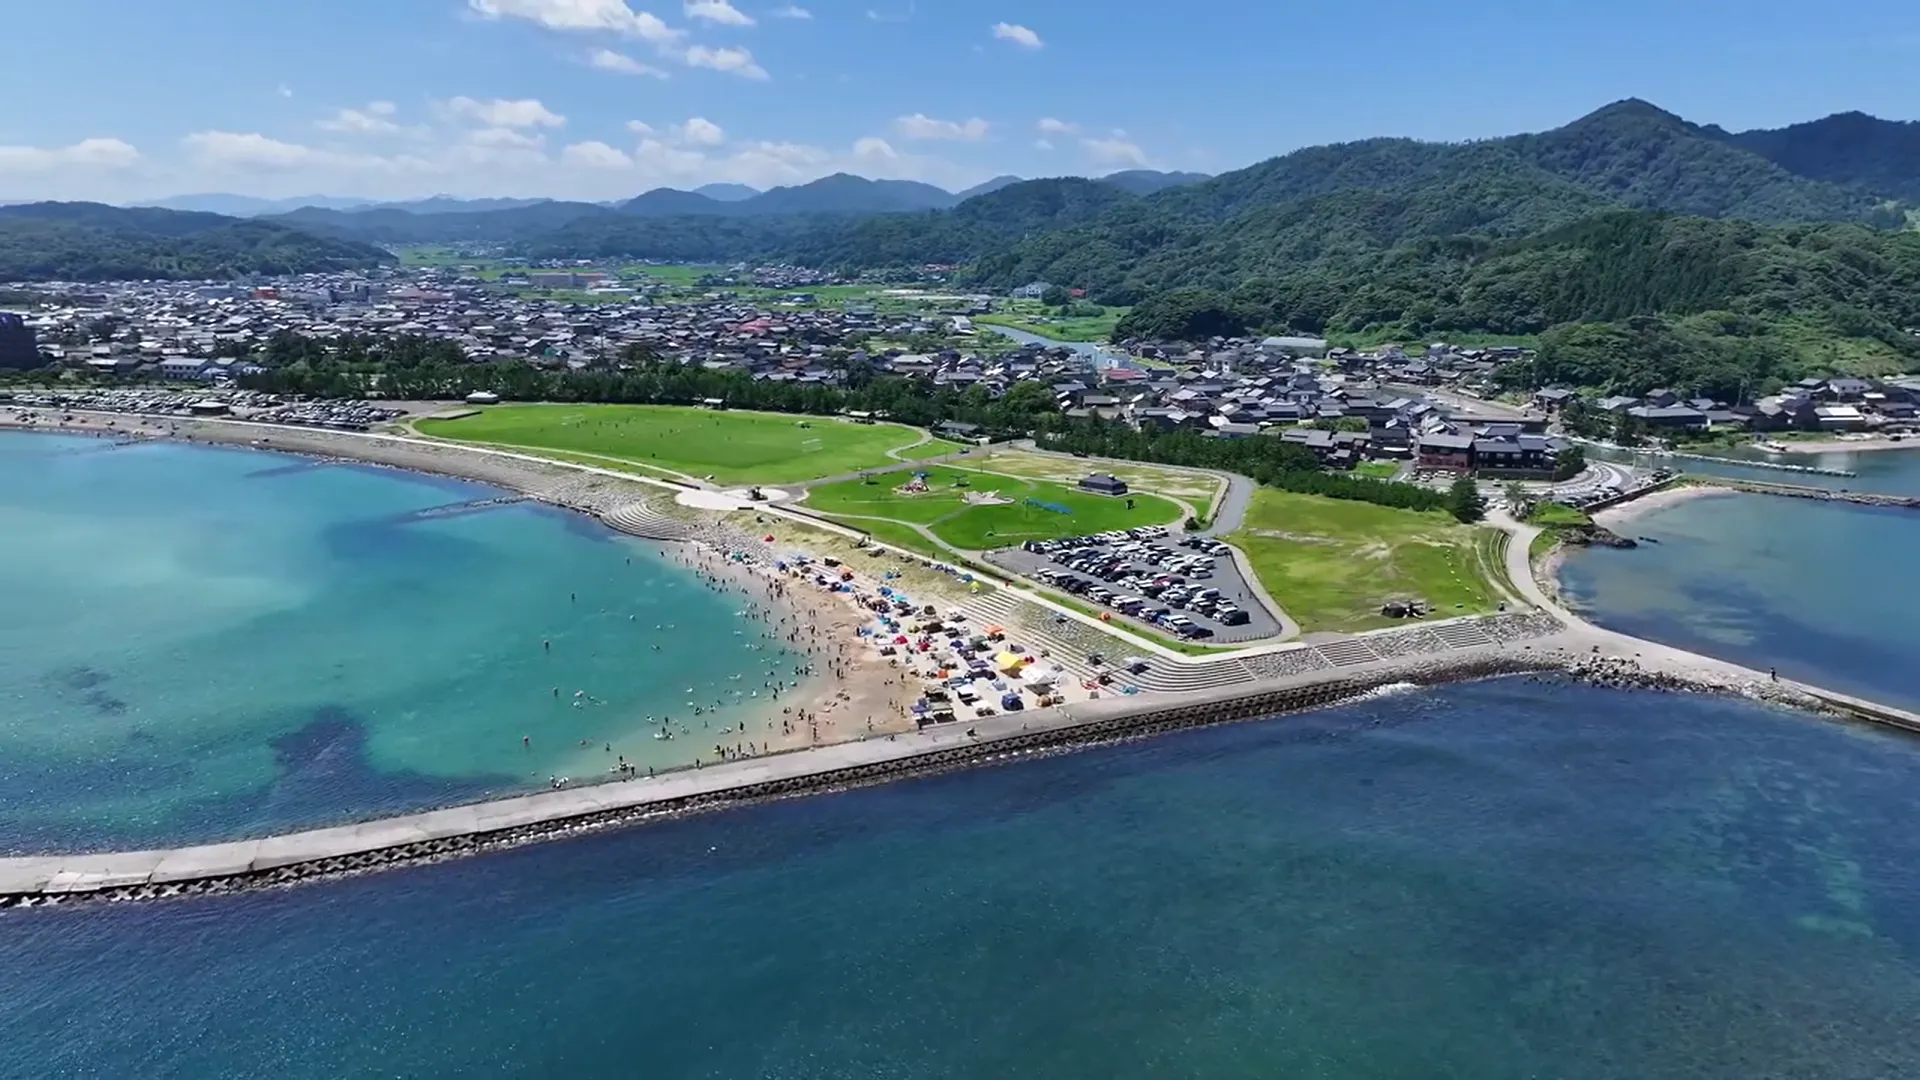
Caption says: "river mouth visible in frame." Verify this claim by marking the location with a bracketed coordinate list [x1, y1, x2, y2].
[0, 431, 807, 853]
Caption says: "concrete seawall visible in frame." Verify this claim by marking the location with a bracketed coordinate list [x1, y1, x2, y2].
[0, 654, 1553, 909]
[1689, 475, 1920, 509]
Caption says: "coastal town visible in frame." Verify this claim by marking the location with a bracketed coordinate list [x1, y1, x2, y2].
[7, 261, 1919, 476]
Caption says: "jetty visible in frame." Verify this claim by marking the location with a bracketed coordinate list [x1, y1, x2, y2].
[1689, 475, 1920, 510]
[1664, 449, 1855, 477]
[388, 495, 531, 523]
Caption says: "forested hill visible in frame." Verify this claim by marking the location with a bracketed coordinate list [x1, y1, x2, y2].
[1112, 211, 1920, 400]
[779, 178, 1141, 268]
[0, 203, 394, 281]
[1714, 111, 1920, 204]
[969, 100, 1906, 296]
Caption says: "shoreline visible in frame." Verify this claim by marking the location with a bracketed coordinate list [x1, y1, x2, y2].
[1771, 436, 1920, 455]
[1588, 483, 1735, 528]
[3, 408, 923, 802]
[8, 408, 1920, 905]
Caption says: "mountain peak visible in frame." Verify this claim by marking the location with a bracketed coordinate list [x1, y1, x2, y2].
[1573, 98, 1689, 129]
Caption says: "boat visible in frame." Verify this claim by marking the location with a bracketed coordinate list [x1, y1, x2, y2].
[1758, 440, 1791, 453]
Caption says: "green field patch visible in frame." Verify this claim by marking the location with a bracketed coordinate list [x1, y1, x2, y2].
[1229, 489, 1501, 633]
[966, 449, 1223, 508]
[416, 404, 936, 485]
[1352, 460, 1403, 480]
[803, 466, 1182, 550]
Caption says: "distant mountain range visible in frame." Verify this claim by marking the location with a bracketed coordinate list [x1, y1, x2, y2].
[0, 202, 391, 281]
[129, 170, 1213, 222]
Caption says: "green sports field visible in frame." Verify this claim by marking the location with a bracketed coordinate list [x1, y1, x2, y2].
[1228, 488, 1503, 633]
[415, 404, 947, 485]
[804, 466, 1183, 550]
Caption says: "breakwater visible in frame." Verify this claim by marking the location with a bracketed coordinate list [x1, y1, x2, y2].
[1690, 475, 1920, 509]
[1665, 449, 1855, 477]
[0, 655, 1556, 909]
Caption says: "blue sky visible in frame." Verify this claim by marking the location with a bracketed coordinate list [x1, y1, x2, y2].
[2, 0, 1915, 202]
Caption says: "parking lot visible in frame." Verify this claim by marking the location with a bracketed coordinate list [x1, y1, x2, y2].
[984, 525, 1286, 643]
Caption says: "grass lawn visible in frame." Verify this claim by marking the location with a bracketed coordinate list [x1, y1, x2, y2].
[1352, 460, 1404, 480]
[1228, 489, 1502, 633]
[804, 466, 1183, 550]
[967, 448, 1224, 514]
[1528, 502, 1593, 528]
[415, 404, 939, 485]
[976, 308, 1126, 343]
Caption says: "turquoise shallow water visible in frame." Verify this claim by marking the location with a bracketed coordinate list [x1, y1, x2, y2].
[0, 431, 804, 853]
[1561, 449, 1920, 712]
[6, 681, 1920, 1079]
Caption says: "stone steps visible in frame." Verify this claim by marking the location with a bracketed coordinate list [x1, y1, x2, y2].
[1431, 622, 1499, 650]
[602, 502, 692, 542]
[1315, 639, 1384, 667]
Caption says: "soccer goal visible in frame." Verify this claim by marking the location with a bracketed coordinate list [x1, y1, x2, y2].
[799, 437, 825, 454]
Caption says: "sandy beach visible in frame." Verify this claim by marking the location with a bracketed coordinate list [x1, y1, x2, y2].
[4, 405, 1063, 788]
[1589, 483, 1736, 527]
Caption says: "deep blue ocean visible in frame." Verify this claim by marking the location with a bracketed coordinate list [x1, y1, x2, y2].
[8, 435, 1920, 1079]
[6, 682, 1920, 1078]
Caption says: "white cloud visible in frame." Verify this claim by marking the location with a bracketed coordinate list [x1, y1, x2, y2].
[991, 22, 1042, 49]
[0, 138, 141, 172]
[468, 126, 547, 149]
[589, 47, 669, 77]
[562, 140, 635, 168]
[674, 116, 726, 145]
[1034, 138, 1053, 151]
[626, 120, 657, 135]
[770, 4, 811, 17]
[1081, 134, 1148, 167]
[439, 96, 567, 128]
[684, 0, 753, 26]
[467, 0, 683, 44]
[852, 136, 896, 159]
[892, 113, 989, 141]
[319, 102, 402, 134]
[277, 84, 294, 99]
[181, 131, 322, 169]
[1036, 117, 1076, 134]
[683, 44, 768, 79]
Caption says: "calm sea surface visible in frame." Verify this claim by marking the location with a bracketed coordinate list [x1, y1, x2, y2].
[1560, 449, 1920, 711]
[5, 681, 1920, 1079]
[0, 431, 804, 853]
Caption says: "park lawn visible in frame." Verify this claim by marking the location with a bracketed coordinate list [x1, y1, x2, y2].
[1529, 502, 1593, 528]
[802, 467, 1183, 550]
[1228, 489, 1502, 633]
[415, 404, 936, 485]
[966, 448, 1223, 510]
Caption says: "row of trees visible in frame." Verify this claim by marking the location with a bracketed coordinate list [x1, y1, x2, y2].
[237, 334, 1453, 515]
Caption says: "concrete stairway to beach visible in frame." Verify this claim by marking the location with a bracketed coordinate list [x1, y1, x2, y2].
[601, 502, 693, 542]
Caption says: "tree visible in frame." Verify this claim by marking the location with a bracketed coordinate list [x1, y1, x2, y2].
[1039, 284, 1071, 307]
[1502, 481, 1532, 518]
[1446, 476, 1487, 523]
[1610, 409, 1641, 447]
[1552, 444, 1586, 481]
